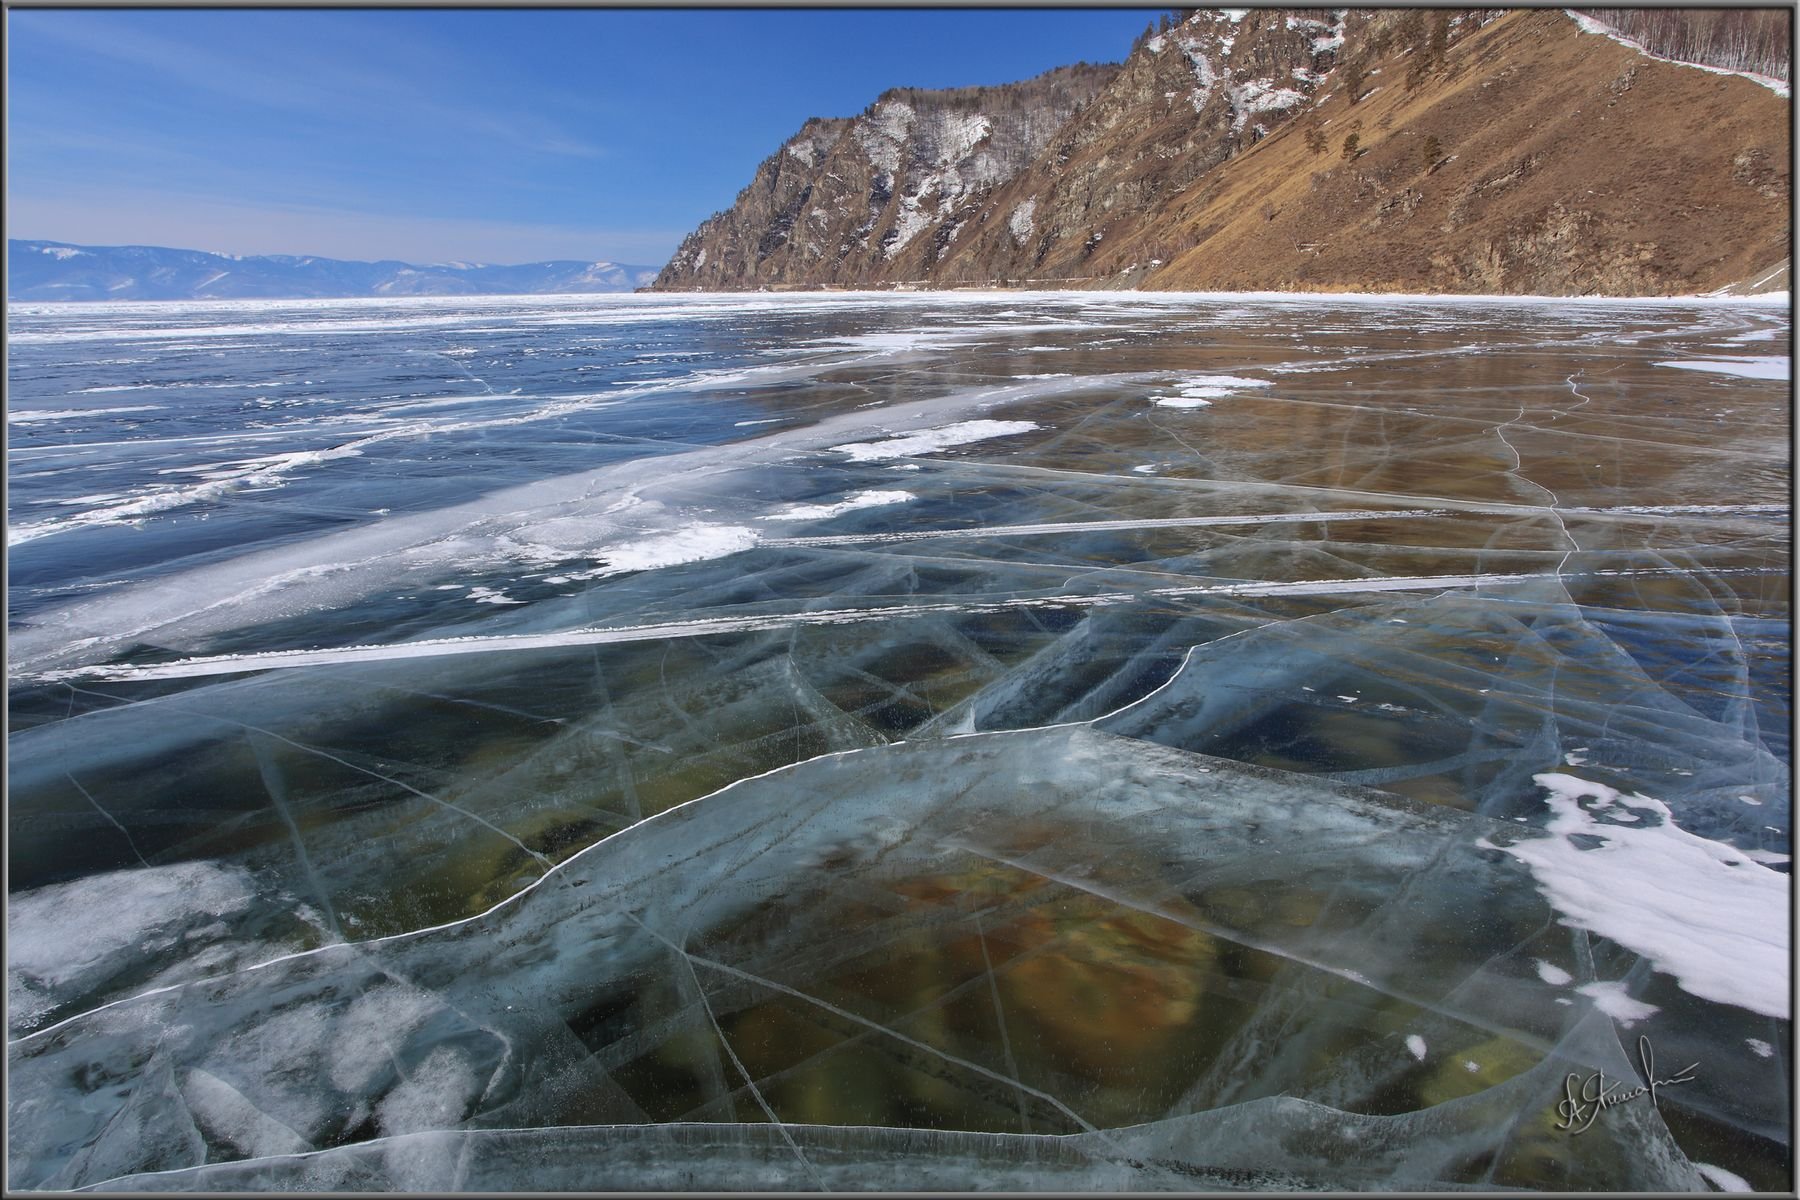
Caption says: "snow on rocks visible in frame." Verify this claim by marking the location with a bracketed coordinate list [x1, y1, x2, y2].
[1175, 36, 1220, 112]
[1311, 10, 1349, 54]
[936, 112, 993, 165]
[886, 189, 938, 259]
[865, 106, 1011, 259]
[1228, 79, 1308, 134]
[784, 138, 824, 169]
[1009, 198, 1038, 245]
[854, 99, 916, 176]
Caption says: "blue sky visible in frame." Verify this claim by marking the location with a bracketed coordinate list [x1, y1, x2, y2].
[7, 8, 1154, 267]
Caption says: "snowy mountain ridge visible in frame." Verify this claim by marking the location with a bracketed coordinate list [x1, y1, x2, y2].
[7, 241, 664, 302]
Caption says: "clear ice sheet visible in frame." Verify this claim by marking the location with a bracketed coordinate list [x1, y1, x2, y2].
[6, 292, 1791, 1191]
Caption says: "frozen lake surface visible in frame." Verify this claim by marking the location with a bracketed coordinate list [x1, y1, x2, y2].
[6, 290, 1791, 1190]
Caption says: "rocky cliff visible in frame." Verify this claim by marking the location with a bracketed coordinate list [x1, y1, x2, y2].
[654, 8, 1790, 296]
[923, 7, 1356, 284]
[656, 64, 1118, 289]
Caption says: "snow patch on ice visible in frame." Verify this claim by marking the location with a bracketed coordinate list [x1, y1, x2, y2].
[327, 984, 443, 1094]
[1694, 1162, 1753, 1192]
[9, 861, 259, 1029]
[1534, 960, 1573, 986]
[1503, 773, 1790, 1018]
[1654, 355, 1790, 380]
[1405, 1034, 1427, 1060]
[1745, 1038, 1774, 1058]
[830, 419, 1040, 461]
[467, 586, 524, 606]
[9, 443, 372, 544]
[761, 490, 915, 522]
[183, 1068, 311, 1158]
[1181, 373, 1273, 389]
[10, 405, 160, 422]
[550, 523, 760, 582]
[1150, 373, 1274, 408]
[376, 1045, 480, 1136]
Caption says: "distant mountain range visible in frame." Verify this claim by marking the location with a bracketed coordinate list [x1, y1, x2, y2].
[7, 240, 665, 302]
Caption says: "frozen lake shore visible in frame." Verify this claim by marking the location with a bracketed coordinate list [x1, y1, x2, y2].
[7, 290, 1790, 1191]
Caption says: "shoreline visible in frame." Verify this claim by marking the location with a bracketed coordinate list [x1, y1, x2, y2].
[9, 285, 1794, 313]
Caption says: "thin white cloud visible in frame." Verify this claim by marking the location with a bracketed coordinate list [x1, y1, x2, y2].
[10, 11, 608, 161]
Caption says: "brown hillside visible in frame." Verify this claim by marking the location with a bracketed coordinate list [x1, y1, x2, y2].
[653, 9, 1790, 296]
[1139, 9, 1791, 294]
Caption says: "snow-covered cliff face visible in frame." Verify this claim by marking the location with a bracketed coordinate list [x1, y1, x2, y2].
[656, 64, 1117, 289]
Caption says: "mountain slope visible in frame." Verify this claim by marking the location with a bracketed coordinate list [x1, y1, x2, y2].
[654, 8, 1790, 296]
[1139, 8, 1790, 294]
[6, 242, 664, 302]
[924, 7, 1354, 284]
[654, 63, 1119, 289]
